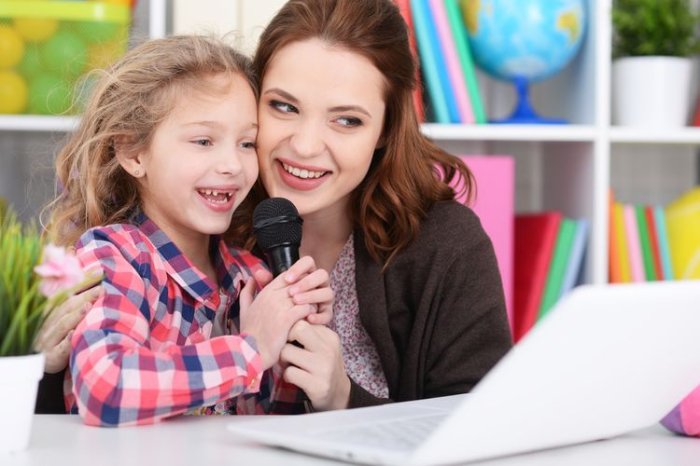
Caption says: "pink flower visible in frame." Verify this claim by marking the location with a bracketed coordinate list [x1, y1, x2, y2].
[34, 244, 86, 298]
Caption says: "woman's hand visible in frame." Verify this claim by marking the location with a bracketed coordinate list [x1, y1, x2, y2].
[239, 256, 333, 370]
[33, 285, 102, 374]
[280, 320, 351, 411]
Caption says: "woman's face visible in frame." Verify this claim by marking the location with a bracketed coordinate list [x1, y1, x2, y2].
[256, 38, 386, 219]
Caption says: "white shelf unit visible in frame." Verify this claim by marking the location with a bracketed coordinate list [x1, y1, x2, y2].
[428, 0, 698, 286]
[1, 0, 697, 287]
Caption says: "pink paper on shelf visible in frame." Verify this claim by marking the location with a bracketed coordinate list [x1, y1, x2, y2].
[428, 0, 474, 123]
[451, 155, 514, 329]
[623, 204, 645, 282]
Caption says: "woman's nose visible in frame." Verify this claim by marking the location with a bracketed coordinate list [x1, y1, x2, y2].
[290, 119, 325, 158]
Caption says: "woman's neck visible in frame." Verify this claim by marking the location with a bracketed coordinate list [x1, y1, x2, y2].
[300, 208, 353, 275]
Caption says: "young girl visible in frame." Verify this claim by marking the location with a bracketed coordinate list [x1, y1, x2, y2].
[46, 35, 333, 426]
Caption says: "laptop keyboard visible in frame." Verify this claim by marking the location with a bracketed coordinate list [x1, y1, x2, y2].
[314, 413, 445, 451]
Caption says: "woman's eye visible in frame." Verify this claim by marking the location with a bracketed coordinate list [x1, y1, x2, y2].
[270, 100, 298, 114]
[336, 116, 363, 128]
[193, 138, 213, 147]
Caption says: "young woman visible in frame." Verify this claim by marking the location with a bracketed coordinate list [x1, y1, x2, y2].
[37, 0, 513, 414]
[230, 0, 512, 410]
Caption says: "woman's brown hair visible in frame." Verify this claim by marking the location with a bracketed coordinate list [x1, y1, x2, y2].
[239, 0, 474, 265]
[46, 35, 257, 247]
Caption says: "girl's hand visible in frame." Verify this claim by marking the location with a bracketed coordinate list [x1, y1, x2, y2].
[33, 285, 102, 374]
[239, 256, 332, 370]
[280, 320, 351, 411]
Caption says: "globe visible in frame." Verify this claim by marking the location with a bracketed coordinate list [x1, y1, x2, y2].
[461, 0, 586, 124]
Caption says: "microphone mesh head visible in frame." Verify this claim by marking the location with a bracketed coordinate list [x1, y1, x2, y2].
[252, 197, 302, 250]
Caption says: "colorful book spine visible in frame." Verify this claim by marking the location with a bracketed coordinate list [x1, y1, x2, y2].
[410, 0, 450, 122]
[608, 193, 621, 283]
[613, 202, 632, 282]
[635, 204, 656, 281]
[394, 0, 425, 121]
[429, 0, 474, 123]
[538, 218, 576, 321]
[644, 205, 664, 280]
[654, 205, 674, 280]
[560, 219, 588, 298]
[444, 0, 486, 123]
[624, 204, 644, 282]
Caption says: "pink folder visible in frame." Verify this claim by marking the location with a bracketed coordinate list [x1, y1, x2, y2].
[451, 155, 514, 330]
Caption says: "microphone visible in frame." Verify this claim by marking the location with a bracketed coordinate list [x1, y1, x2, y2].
[252, 198, 312, 412]
[252, 197, 303, 277]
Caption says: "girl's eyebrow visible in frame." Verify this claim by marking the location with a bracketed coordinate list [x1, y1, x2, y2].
[183, 121, 258, 129]
[264, 87, 371, 118]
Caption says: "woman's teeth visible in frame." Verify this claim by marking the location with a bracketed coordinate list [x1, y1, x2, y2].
[282, 162, 325, 179]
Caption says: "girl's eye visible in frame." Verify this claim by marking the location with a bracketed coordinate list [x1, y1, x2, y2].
[193, 138, 213, 147]
[336, 116, 363, 128]
[270, 99, 298, 114]
[241, 141, 257, 150]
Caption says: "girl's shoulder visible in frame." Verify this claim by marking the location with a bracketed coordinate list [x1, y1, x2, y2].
[75, 223, 159, 266]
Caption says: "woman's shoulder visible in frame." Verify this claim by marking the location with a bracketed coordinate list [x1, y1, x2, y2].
[418, 200, 488, 246]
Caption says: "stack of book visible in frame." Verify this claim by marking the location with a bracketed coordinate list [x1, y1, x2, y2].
[394, 0, 485, 123]
[608, 193, 674, 284]
[513, 212, 589, 342]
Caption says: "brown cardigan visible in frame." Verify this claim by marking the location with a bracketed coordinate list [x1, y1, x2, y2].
[348, 200, 513, 408]
[36, 200, 512, 413]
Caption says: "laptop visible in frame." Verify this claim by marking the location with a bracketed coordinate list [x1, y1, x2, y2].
[228, 281, 700, 465]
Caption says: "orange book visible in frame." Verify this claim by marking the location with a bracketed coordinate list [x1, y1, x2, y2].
[394, 0, 425, 121]
[608, 191, 622, 282]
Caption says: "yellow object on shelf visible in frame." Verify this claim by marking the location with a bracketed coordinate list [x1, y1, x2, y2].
[0, 1, 130, 115]
[665, 187, 700, 279]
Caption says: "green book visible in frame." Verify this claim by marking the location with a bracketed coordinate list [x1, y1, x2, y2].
[537, 218, 577, 321]
[444, 0, 487, 124]
[635, 204, 656, 281]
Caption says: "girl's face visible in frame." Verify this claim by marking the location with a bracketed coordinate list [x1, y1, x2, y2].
[256, 39, 386, 220]
[134, 72, 259, 247]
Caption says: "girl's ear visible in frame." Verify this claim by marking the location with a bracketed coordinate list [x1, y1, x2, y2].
[114, 137, 146, 178]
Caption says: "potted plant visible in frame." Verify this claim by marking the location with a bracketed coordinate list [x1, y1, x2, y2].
[612, 0, 700, 127]
[0, 200, 101, 453]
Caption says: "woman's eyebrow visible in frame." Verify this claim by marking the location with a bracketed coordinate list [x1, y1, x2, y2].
[264, 88, 299, 104]
[264, 88, 371, 118]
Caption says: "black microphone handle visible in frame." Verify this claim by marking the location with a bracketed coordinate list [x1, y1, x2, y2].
[264, 244, 300, 277]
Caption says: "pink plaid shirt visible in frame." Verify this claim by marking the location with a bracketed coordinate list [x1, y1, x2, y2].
[68, 211, 305, 426]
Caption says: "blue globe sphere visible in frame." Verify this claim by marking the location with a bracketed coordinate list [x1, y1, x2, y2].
[463, 0, 586, 82]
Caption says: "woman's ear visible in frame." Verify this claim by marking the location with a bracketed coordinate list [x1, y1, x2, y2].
[114, 136, 145, 179]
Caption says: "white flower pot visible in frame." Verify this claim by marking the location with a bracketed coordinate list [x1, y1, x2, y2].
[0, 353, 44, 453]
[612, 56, 694, 128]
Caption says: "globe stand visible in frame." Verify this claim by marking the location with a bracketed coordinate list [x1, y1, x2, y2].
[490, 77, 567, 125]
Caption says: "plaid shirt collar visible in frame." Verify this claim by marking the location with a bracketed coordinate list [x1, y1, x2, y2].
[131, 210, 238, 305]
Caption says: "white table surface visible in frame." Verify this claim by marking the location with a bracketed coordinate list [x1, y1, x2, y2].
[2, 414, 700, 466]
